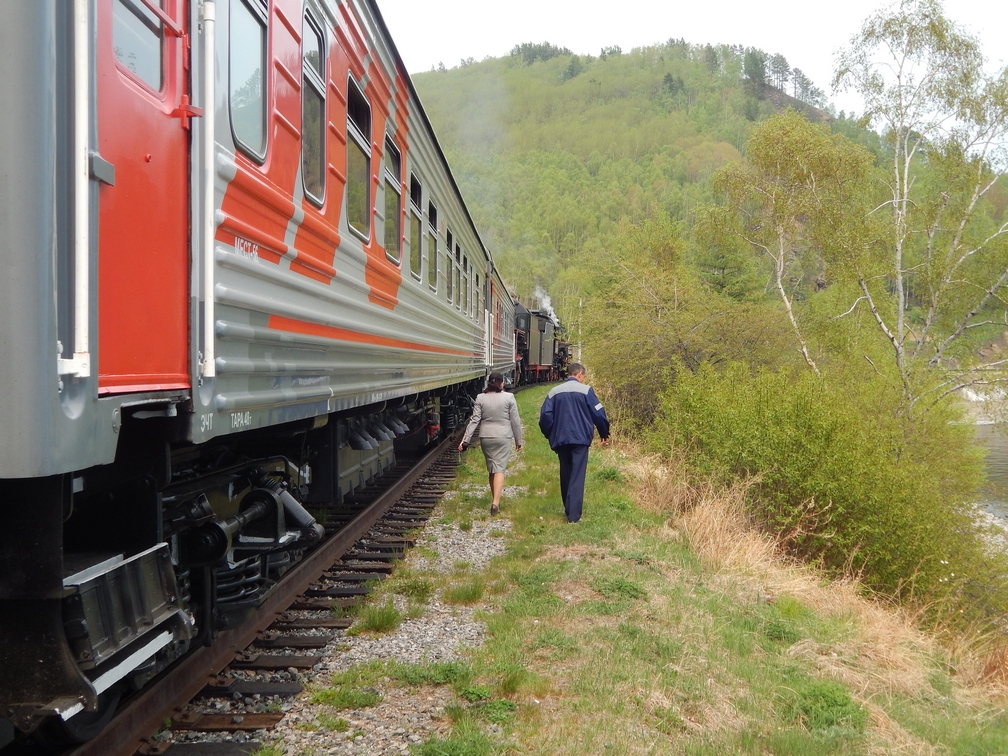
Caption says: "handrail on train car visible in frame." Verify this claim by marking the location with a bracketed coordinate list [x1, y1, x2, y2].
[60, 0, 91, 379]
[201, 0, 217, 379]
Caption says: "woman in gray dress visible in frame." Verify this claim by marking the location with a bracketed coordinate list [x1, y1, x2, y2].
[458, 372, 523, 515]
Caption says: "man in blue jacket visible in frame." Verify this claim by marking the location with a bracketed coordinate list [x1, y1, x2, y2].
[538, 362, 611, 523]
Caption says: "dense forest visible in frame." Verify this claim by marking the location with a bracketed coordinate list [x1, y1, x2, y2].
[412, 0, 1008, 630]
[414, 36, 852, 304]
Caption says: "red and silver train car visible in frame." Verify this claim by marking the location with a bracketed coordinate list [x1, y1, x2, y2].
[0, 0, 513, 744]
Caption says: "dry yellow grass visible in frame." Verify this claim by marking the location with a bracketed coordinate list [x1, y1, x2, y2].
[625, 447, 1008, 719]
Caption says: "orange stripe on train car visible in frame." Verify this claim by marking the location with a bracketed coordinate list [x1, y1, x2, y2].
[267, 315, 476, 357]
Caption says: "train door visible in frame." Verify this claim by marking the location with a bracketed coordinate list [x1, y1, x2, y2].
[96, 0, 192, 393]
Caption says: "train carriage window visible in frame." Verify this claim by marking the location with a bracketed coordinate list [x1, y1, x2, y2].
[475, 272, 481, 317]
[454, 245, 462, 309]
[230, 0, 268, 160]
[445, 230, 454, 301]
[302, 12, 326, 205]
[409, 176, 422, 280]
[410, 176, 422, 209]
[113, 0, 163, 91]
[383, 139, 402, 263]
[346, 80, 371, 239]
[463, 256, 470, 317]
[427, 202, 438, 291]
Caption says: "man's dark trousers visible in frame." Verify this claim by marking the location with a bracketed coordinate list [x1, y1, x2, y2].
[557, 444, 590, 523]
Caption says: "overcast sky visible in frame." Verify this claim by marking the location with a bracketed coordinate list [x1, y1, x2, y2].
[376, 0, 1008, 117]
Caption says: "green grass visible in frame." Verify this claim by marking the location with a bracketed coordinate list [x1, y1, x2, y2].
[347, 599, 403, 635]
[392, 570, 436, 602]
[412, 717, 500, 756]
[387, 660, 474, 688]
[443, 576, 487, 605]
[779, 676, 868, 736]
[310, 685, 382, 709]
[317, 713, 350, 732]
[276, 385, 1008, 755]
[590, 574, 648, 601]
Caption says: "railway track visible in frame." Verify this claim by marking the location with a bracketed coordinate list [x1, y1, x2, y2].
[57, 434, 462, 756]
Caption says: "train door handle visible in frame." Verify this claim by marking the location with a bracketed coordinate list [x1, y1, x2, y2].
[89, 151, 115, 186]
[171, 95, 204, 130]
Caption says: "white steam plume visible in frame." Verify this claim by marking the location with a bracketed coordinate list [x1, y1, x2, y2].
[533, 285, 558, 324]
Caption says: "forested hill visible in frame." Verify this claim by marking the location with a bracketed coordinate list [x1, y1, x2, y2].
[409, 40, 860, 305]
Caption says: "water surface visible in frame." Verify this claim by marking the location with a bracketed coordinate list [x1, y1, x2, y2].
[975, 423, 1008, 519]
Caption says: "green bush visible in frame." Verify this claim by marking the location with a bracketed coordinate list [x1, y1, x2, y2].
[651, 362, 1008, 626]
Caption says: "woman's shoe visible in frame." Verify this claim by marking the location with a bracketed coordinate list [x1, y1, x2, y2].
[490, 504, 499, 516]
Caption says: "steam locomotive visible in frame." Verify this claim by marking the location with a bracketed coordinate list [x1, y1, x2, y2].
[0, 0, 560, 746]
[514, 302, 570, 385]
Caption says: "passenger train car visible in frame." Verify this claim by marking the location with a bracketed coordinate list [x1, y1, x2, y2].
[0, 0, 516, 744]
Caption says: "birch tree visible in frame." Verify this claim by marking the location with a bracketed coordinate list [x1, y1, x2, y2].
[708, 111, 875, 376]
[833, 0, 1008, 413]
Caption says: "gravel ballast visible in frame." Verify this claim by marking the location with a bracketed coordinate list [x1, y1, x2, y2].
[167, 485, 514, 755]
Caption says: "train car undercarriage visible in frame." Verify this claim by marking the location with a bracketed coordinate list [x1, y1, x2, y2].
[0, 383, 477, 747]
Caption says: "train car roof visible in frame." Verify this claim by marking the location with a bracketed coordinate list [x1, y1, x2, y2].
[363, 0, 492, 267]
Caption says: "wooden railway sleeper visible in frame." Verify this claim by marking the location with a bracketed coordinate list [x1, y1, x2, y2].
[229, 652, 321, 670]
[270, 616, 353, 630]
[254, 632, 332, 649]
[199, 676, 303, 698]
[170, 711, 285, 731]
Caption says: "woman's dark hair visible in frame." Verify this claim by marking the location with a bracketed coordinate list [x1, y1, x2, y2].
[485, 372, 504, 393]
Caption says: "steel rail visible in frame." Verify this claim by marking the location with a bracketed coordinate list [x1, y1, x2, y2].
[66, 433, 459, 756]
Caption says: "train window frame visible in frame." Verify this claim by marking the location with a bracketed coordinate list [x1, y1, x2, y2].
[454, 244, 462, 310]
[383, 138, 402, 265]
[301, 10, 326, 206]
[346, 78, 371, 241]
[408, 175, 423, 281]
[445, 229, 454, 302]
[475, 272, 481, 317]
[229, 0, 269, 163]
[462, 255, 470, 318]
[468, 261, 475, 318]
[113, 0, 164, 93]
[427, 202, 438, 292]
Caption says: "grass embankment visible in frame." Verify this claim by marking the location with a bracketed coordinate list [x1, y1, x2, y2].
[309, 385, 1008, 754]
